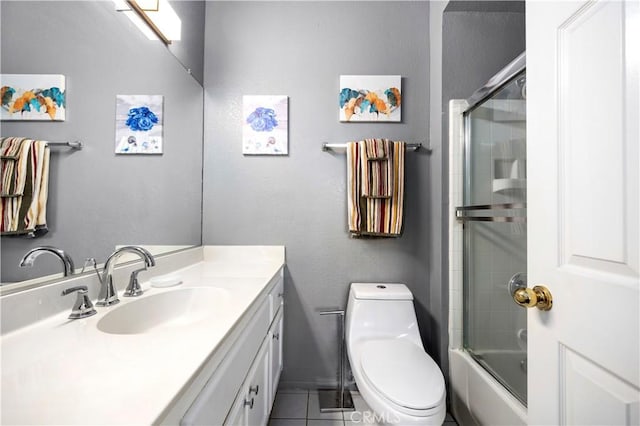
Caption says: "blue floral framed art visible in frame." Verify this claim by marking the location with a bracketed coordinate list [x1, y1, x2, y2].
[242, 95, 288, 155]
[115, 95, 163, 154]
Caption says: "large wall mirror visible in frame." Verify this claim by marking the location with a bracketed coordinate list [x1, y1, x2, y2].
[0, 1, 205, 291]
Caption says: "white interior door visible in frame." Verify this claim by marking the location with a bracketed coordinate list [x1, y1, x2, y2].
[527, 1, 639, 424]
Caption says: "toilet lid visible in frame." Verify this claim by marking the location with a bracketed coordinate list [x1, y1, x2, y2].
[360, 339, 445, 411]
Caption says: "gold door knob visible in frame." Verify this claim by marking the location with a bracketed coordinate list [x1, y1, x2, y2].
[513, 285, 553, 311]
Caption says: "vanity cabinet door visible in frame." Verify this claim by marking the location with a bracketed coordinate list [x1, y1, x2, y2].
[244, 340, 270, 426]
[224, 340, 270, 426]
[181, 301, 270, 426]
[269, 309, 284, 406]
[225, 394, 246, 426]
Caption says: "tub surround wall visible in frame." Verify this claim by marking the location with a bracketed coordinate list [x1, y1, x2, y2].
[202, 1, 433, 388]
[448, 100, 468, 354]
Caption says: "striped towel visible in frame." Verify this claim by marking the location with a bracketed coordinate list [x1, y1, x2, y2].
[1, 136, 31, 197]
[0, 137, 50, 237]
[347, 140, 405, 237]
[361, 138, 392, 199]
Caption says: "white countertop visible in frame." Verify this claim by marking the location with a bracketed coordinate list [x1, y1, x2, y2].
[1, 246, 285, 425]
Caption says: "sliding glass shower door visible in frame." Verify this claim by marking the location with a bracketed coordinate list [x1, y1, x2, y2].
[458, 70, 528, 405]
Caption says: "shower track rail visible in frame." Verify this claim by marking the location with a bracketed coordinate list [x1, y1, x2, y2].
[456, 203, 527, 223]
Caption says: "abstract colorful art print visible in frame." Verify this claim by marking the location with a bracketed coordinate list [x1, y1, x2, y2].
[242, 95, 288, 155]
[0, 74, 66, 121]
[339, 75, 401, 122]
[115, 95, 163, 155]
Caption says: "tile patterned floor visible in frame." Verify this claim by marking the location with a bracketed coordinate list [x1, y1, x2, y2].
[269, 389, 458, 426]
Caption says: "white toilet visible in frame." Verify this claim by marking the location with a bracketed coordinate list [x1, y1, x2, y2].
[345, 283, 446, 425]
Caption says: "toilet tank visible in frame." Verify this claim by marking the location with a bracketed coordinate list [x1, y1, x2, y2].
[345, 283, 423, 345]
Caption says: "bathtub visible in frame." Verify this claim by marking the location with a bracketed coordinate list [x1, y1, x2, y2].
[471, 349, 527, 404]
[449, 349, 527, 426]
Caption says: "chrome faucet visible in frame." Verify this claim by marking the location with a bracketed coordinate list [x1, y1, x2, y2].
[97, 246, 155, 306]
[19, 246, 75, 277]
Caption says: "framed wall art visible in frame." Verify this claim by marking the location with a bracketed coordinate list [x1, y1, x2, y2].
[242, 95, 288, 155]
[115, 95, 163, 155]
[339, 75, 401, 122]
[0, 74, 66, 121]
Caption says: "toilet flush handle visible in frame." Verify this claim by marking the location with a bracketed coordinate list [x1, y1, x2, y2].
[319, 310, 344, 317]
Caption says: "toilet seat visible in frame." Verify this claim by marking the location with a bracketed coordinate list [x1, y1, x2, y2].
[359, 339, 445, 416]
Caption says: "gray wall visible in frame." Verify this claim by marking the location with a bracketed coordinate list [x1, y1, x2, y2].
[202, 1, 433, 388]
[442, 1, 525, 105]
[1, 1, 203, 282]
[168, 0, 206, 85]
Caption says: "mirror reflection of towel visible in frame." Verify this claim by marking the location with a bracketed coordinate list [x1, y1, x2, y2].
[0, 137, 50, 237]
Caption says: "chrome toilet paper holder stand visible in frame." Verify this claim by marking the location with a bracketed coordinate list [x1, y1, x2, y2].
[318, 309, 355, 412]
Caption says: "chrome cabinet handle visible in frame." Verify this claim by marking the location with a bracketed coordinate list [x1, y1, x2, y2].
[272, 332, 280, 340]
[244, 397, 254, 409]
[249, 385, 259, 395]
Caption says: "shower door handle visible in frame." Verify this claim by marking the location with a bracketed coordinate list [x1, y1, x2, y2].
[513, 285, 553, 311]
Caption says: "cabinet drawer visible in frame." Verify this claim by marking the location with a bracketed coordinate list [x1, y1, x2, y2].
[181, 300, 270, 426]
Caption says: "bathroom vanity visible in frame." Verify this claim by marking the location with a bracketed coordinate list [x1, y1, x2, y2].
[0, 246, 285, 425]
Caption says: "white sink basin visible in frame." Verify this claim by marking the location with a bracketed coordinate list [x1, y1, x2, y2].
[97, 287, 228, 335]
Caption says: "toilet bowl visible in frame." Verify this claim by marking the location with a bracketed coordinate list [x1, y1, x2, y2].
[345, 283, 446, 425]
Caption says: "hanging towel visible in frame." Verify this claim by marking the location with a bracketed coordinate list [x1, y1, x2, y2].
[347, 140, 405, 237]
[0, 137, 50, 237]
[347, 141, 362, 233]
[1, 136, 30, 198]
[361, 138, 393, 199]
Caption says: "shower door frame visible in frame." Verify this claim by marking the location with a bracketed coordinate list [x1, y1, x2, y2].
[458, 52, 528, 406]
[447, 98, 527, 426]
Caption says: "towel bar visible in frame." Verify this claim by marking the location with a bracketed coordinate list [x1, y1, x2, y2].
[1, 141, 82, 152]
[46, 141, 83, 150]
[322, 142, 425, 153]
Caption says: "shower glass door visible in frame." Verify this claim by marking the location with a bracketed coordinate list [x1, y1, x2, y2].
[459, 70, 527, 405]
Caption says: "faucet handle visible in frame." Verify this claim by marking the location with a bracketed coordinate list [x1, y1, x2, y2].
[123, 267, 146, 297]
[61, 286, 97, 319]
